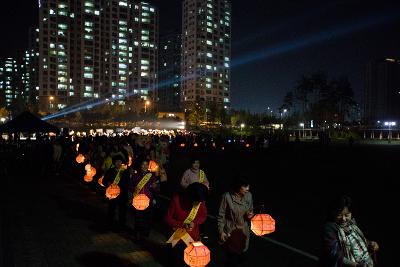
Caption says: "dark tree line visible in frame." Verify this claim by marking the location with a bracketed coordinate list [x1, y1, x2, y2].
[280, 72, 357, 126]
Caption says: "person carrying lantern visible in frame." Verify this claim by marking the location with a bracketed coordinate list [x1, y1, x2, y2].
[164, 182, 208, 267]
[319, 195, 379, 267]
[128, 159, 159, 241]
[103, 155, 129, 230]
[217, 177, 254, 267]
[180, 156, 209, 189]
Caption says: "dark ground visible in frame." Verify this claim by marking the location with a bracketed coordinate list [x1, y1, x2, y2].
[168, 141, 396, 266]
[1, 141, 396, 266]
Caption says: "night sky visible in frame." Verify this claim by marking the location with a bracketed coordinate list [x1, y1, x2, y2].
[1, 0, 400, 112]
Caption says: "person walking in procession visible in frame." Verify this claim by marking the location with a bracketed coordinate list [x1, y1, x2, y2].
[180, 157, 209, 189]
[217, 178, 254, 267]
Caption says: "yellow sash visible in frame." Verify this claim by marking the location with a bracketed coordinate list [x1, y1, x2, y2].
[133, 173, 152, 197]
[166, 202, 201, 247]
[113, 167, 126, 185]
[184, 202, 201, 224]
[199, 170, 205, 183]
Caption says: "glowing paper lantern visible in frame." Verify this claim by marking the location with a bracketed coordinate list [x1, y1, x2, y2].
[251, 214, 275, 236]
[85, 164, 92, 171]
[105, 184, 121, 199]
[194, 143, 198, 147]
[83, 164, 96, 182]
[89, 166, 96, 176]
[184, 241, 210, 267]
[98, 176, 105, 187]
[148, 160, 159, 172]
[76, 154, 85, 163]
[132, 193, 150, 210]
[84, 174, 93, 182]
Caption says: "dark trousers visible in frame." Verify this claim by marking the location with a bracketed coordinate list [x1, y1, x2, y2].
[107, 197, 127, 226]
[133, 207, 152, 237]
[223, 249, 248, 267]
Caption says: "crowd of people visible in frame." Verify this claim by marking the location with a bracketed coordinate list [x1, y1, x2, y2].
[1, 132, 380, 267]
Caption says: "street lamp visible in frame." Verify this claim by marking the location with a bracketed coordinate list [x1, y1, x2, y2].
[240, 123, 245, 139]
[144, 100, 150, 113]
[299, 122, 305, 138]
[280, 109, 287, 120]
[384, 121, 396, 143]
[49, 96, 54, 111]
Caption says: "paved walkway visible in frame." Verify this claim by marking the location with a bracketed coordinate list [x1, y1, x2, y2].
[1, 163, 166, 267]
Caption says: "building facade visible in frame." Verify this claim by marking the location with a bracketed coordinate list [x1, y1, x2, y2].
[158, 33, 182, 111]
[181, 0, 231, 109]
[38, 0, 158, 113]
[0, 58, 21, 108]
[364, 58, 400, 125]
[21, 28, 40, 108]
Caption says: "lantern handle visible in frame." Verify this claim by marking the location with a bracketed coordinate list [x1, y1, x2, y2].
[253, 203, 265, 214]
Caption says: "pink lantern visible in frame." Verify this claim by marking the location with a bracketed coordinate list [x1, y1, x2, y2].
[251, 214, 275, 236]
[105, 184, 120, 199]
[184, 241, 210, 267]
[148, 160, 159, 172]
[132, 194, 150, 210]
[76, 154, 85, 163]
[98, 176, 105, 187]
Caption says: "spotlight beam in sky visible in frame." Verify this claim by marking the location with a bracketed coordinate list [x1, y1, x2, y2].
[232, 2, 337, 49]
[231, 11, 399, 68]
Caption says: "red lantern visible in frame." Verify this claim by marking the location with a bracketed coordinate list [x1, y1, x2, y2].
[148, 160, 159, 172]
[105, 184, 120, 199]
[184, 241, 210, 267]
[98, 176, 105, 187]
[76, 154, 85, 163]
[132, 193, 150, 210]
[251, 214, 275, 236]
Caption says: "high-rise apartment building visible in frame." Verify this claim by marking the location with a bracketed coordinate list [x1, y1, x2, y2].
[38, 0, 158, 113]
[181, 0, 231, 109]
[0, 58, 21, 107]
[21, 28, 40, 107]
[158, 33, 182, 111]
[364, 58, 400, 125]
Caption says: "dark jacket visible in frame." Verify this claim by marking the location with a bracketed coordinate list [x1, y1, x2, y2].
[319, 222, 344, 267]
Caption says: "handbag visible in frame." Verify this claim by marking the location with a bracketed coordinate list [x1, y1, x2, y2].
[222, 227, 247, 254]
[221, 193, 248, 254]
